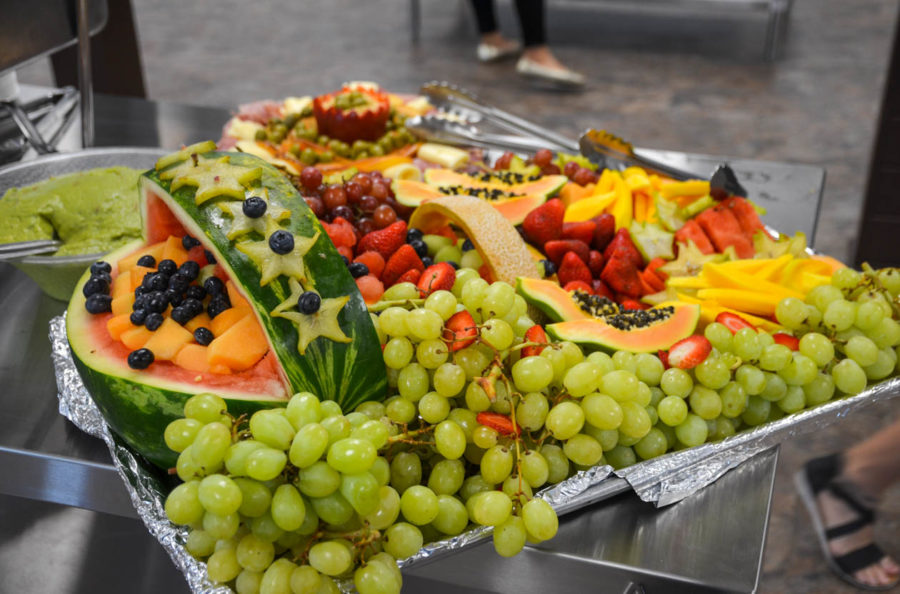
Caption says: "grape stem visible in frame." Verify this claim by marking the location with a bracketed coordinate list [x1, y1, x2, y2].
[367, 298, 425, 313]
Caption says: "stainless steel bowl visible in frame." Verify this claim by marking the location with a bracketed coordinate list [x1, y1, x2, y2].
[0, 147, 168, 300]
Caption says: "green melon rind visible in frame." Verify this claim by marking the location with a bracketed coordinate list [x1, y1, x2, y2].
[423, 169, 568, 197]
[515, 277, 591, 323]
[544, 304, 701, 353]
[141, 151, 387, 412]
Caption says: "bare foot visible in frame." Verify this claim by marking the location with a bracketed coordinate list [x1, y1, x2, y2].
[816, 488, 900, 588]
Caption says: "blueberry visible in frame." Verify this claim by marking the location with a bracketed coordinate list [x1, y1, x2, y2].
[183, 298, 204, 315]
[84, 294, 112, 314]
[182, 235, 201, 250]
[90, 261, 111, 275]
[179, 261, 200, 281]
[204, 250, 216, 265]
[406, 228, 423, 243]
[93, 271, 112, 285]
[242, 196, 267, 218]
[341, 255, 349, 266]
[127, 348, 154, 369]
[136, 255, 156, 268]
[147, 293, 168, 313]
[133, 296, 149, 311]
[410, 239, 428, 258]
[165, 289, 184, 307]
[203, 277, 225, 296]
[134, 285, 151, 297]
[130, 309, 148, 325]
[168, 274, 190, 293]
[421, 256, 433, 268]
[82, 276, 109, 297]
[540, 259, 556, 277]
[298, 291, 321, 314]
[157, 259, 178, 276]
[348, 262, 369, 278]
[208, 296, 231, 318]
[186, 285, 207, 301]
[149, 273, 169, 292]
[461, 238, 474, 252]
[144, 312, 164, 331]
[193, 327, 214, 346]
[141, 272, 158, 290]
[446, 261, 459, 270]
[171, 306, 195, 325]
[269, 230, 295, 255]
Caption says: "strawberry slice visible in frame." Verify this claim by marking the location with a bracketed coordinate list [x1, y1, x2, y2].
[587, 250, 605, 278]
[443, 310, 478, 352]
[476, 411, 521, 436]
[557, 251, 593, 287]
[658, 349, 670, 369]
[620, 298, 648, 311]
[561, 221, 597, 246]
[382, 244, 424, 287]
[522, 324, 548, 357]
[715, 311, 757, 334]
[356, 220, 407, 260]
[592, 278, 615, 300]
[543, 240, 590, 267]
[600, 251, 643, 298]
[417, 262, 456, 297]
[641, 267, 665, 292]
[563, 280, 593, 294]
[773, 332, 800, 350]
[646, 257, 668, 280]
[602, 227, 643, 269]
[591, 213, 616, 252]
[394, 268, 421, 286]
[522, 199, 564, 247]
[666, 335, 712, 369]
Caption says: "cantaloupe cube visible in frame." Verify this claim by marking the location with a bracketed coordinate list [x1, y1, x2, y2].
[120, 326, 153, 350]
[143, 318, 194, 361]
[111, 293, 135, 316]
[107, 314, 136, 341]
[117, 242, 165, 272]
[209, 363, 233, 375]
[130, 265, 156, 290]
[185, 312, 212, 333]
[112, 272, 132, 299]
[174, 344, 210, 373]
[210, 307, 249, 337]
[161, 235, 189, 267]
[226, 281, 252, 312]
[207, 314, 268, 371]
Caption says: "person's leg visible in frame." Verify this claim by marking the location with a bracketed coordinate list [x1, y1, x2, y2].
[470, 0, 520, 58]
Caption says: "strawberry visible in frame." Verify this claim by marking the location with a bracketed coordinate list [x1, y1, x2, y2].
[557, 251, 592, 287]
[522, 199, 564, 247]
[561, 221, 597, 246]
[356, 220, 407, 259]
[592, 278, 615, 300]
[476, 411, 521, 436]
[600, 252, 643, 298]
[641, 267, 665, 293]
[443, 310, 477, 351]
[603, 227, 643, 269]
[322, 216, 357, 249]
[337, 245, 354, 262]
[666, 335, 712, 369]
[543, 240, 590, 267]
[657, 349, 670, 369]
[522, 324, 548, 357]
[773, 332, 800, 351]
[382, 244, 424, 286]
[563, 280, 593, 294]
[394, 268, 422, 286]
[587, 250, 605, 278]
[715, 311, 757, 334]
[353, 251, 385, 280]
[620, 298, 648, 311]
[591, 213, 616, 251]
[417, 262, 456, 297]
[646, 257, 668, 280]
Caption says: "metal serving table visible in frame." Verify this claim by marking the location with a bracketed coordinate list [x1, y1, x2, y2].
[0, 91, 825, 593]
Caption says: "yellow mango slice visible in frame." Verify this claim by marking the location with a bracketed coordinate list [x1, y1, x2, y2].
[659, 180, 710, 199]
[563, 190, 617, 222]
[696, 288, 782, 317]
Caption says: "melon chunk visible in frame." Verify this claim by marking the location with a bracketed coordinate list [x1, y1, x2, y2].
[107, 314, 136, 341]
[208, 314, 268, 371]
[120, 326, 153, 350]
[211, 307, 249, 337]
[143, 318, 194, 361]
[174, 344, 210, 373]
[130, 265, 156, 290]
[111, 293, 134, 316]
[161, 235, 190, 266]
[112, 273, 132, 299]
[117, 242, 165, 272]
[226, 281, 253, 312]
[185, 312, 212, 333]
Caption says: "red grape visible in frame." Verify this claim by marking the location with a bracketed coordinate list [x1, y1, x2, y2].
[370, 181, 389, 201]
[533, 149, 553, 167]
[352, 172, 373, 193]
[563, 161, 580, 178]
[300, 166, 323, 190]
[373, 204, 397, 228]
[323, 187, 348, 210]
[494, 152, 514, 170]
[360, 195, 378, 213]
[304, 196, 325, 218]
[541, 164, 561, 175]
[573, 167, 596, 186]
[357, 217, 376, 235]
[345, 181, 364, 202]
[332, 205, 355, 222]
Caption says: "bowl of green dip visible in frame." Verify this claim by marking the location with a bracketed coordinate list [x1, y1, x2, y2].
[0, 148, 168, 301]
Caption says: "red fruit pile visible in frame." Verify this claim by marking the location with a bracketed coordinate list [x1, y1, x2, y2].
[493, 149, 598, 186]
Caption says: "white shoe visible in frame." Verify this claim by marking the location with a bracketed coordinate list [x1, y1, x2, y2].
[477, 42, 521, 62]
[516, 57, 585, 89]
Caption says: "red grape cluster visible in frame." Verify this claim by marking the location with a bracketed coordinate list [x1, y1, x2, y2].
[494, 149, 598, 187]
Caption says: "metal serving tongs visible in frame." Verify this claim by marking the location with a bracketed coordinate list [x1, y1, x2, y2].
[0, 239, 62, 261]
[406, 113, 566, 155]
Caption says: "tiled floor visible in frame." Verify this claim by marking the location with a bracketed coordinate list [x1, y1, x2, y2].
[14, 0, 900, 592]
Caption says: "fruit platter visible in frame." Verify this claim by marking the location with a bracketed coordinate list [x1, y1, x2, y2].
[30, 81, 900, 593]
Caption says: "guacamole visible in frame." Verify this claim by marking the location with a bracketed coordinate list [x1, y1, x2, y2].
[0, 166, 143, 256]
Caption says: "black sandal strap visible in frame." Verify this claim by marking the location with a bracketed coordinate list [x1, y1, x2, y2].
[825, 517, 871, 540]
[805, 453, 842, 493]
[834, 543, 888, 575]
[827, 482, 875, 522]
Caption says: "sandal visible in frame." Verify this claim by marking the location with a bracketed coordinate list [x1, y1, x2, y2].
[794, 453, 899, 591]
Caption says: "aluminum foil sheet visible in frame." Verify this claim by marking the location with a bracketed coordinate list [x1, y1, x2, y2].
[50, 312, 900, 591]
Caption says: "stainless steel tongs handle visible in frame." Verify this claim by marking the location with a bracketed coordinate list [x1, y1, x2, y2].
[405, 113, 565, 155]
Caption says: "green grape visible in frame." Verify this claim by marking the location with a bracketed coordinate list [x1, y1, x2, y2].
[340, 472, 380, 516]
[319, 400, 343, 418]
[823, 299, 856, 331]
[521, 450, 550, 488]
[688, 386, 722, 420]
[459, 474, 492, 501]
[451, 267, 479, 295]
[635, 382, 654, 407]
[176, 446, 204, 481]
[184, 393, 227, 424]
[599, 370, 641, 402]
[803, 372, 835, 406]
[431, 494, 469, 536]
[428, 459, 465, 495]
[865, 348, 897, 380]
[587, 351, 616, 375]
[759, 344, 792, 372]
[384, 396, 416, 424]
[367, 553, 402, 588]
[223, 439, 265, 476]
[396, 363, 429, 402]
[354, 559, 401, 594]
[260, 558, 296, 594]
[649, 386, 665, 407]
[315, 576, 341, 594]
[845, 335, 879, 367]
[352, 420, 390, 450]
[735, 364, 766, 395]
[235, 533, 276, 572]
[804, 304, 824, 330]
[854, 300, 885, 331]
[512, 315, 535, 337]
[310, 491, 355, 526]
[434, 420, 467, 460]
[675, 413, 708, 447]
[759, 372, 788, 402]
[512, 356, 554, 392]
[383, 337, 414, 369]
[416, 338, 448, 369]
[634, 353, 665, 386]
[407, 308, 444, 341]
[540, 444, 571, 483]
[364, 485, 401, 530]
[831, 266, 862, 290]
[494, 515, 527, 557]
[546, 401, 585, 440]
[327, 438, 376, 474]
[385, 281, 421, 302]
[558, 341, 585, 367]
[775, 297, 808, 329]
[369, 456, 391, 487]
[419, 392, 451, 424]
[467, 490, 512, 526]
[309, 540, 353, 576]
[185, 528, 217, 558]
[390, 451, 422, 494]
[777, 385, 806, 413]
[481, 318, 514, 350]
[796, 332, 834, 367]
[657, 395, 688, 426]
[285, 392, 322, 430]
[425, 290, 458, 321]
[581, 392, 623, 430]
[203, 510, 240, 540]
[472, 425, 498, 449]
[868, 318, 900, 349]
[245, 447, 287, 482]
[705, 322, 734, 352]
[454, 345, 492, 379]
[720, 381, 748, 418]
[433, 363, 466, 397]
[480, 445, 514, 485]
[290, 566, 321, 594]
[634, 427, 668, 460]
[806, 284, 843, 312]
[644, 404, 659, 426]
[379, 306, 409, 337]
[516, 392, 549, 431]
[732, 328, 762, 362]
[779, 353, 819, 386]
[489, 381, 512, 414]
[463, 381, 490, 413]
[448, 408, 477, 442]
[540, 347, 568, 384]
[164, 418, 204, 453]
[198, 474, 243, 516]
[165, 480, 204, 525]
[741, 395, 771, 426]
[207, 547, 242, 583]
[521, 498, 558, 542]
[617, 432, 641, 447]
[612, 350, 636, 373]
[619, 401, 652, 438]
[288, 423, 329, 469]
[694, 357, 731, 390]
[877, 268, 900, 295]
[563, 361, 603, 397]
[191, 421, 232, 472]
[233, 478, 271, 518]
[460, 277, 489, 312]
[249, 510, 283, 542]
[383, 522, 423, 559]
[832, 358, 868, 394]
[321, 415, 352, 446]
[758, 332, 775, 348]
[481, 281, 516, 319]
[297, 460, 341, 498]
[605, 445, 636, 469]
[250, 409, 296, 450]
[660, 368, 693, 398]
[563, 434, 603, 466]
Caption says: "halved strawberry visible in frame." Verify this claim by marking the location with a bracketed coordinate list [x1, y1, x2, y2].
[773, 332, 800, 351]
[561, 221, 597, 246]
[382, 244, 424, 287]
[641, 267, 665, 292]
[592, 278, 615, 300]
[394, 268, 421, 286]
[646, 257, 668, 280]
[476, 411, 521, 436]
[658, 349, 670, 369]
[522, 199, 564, 247]
[354, 251, 385, 280]
[715, 311, 757, 334]
[443, 310, 477, 351]
[557, 251, 592, 287]
[603, 227, 643, 269]
[357, 220, 407, 260]
[543, 240, 590, 267]
[591, 213, 616, 252]
[600, 251, 643, 298]
[666, 335, 712, 369]
[563, 280, 593, 294]
[522, 324, 548, 357]
[587, 250, 605, 278]
[417, 262, 456, 297]
[620, 298, 648, 311]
